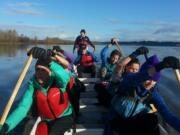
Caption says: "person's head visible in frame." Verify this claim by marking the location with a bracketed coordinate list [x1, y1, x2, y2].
[80, 29, 86, 36]
[125, 58, 140, 73]
[110, 50, 122, 64]
[53, 46, 64, 53]
[35, 59, 51, 86]
[140, 55, 161, 90]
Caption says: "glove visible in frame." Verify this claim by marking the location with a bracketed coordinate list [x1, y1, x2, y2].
[111, 38, 118, 45]
[129, 46, 149, 59]
[27, 47, 48, 60]
[155, 56, 180, 71]
[47, 49, 56, 57]
[0, 124, 8, 135]
[52, 46, 63, 53]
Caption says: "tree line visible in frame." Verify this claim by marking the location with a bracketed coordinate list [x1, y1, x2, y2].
[0, 29, 73, 45]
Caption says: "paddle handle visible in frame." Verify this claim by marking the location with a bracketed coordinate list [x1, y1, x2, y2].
[115, 42, 124, 57]
[174, 69, 180, 86]
[0, 54, 33, 125]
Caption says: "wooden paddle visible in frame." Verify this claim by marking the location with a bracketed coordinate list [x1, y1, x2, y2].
[174, 69, 180, 87]
[0, 52, 33, 125]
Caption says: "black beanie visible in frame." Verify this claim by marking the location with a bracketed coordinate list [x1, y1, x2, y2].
[53, 46, 64, 53]
[35, 59, 50, 69]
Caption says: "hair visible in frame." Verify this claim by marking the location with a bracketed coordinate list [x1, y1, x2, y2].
[126, 58, 140, 67]
[53, 46, 64, 53]
[110, 50, 122, 58]
[80, 29, 86, 33]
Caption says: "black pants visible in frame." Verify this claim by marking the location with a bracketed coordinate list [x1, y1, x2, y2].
[94, 82, 112, 108]
[67, 86, 80, 117]
[77, 64, 96, 77]
[111, 113, 160, 135]
[48, 115, 73, 135]
[67, 78, 85, 117]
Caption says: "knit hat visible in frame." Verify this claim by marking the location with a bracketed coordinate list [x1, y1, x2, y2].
[35, 59, 50, 70]
[53, 46, 64, 53]
[80, 29, 86, 33]
[140, 55, 161, 81]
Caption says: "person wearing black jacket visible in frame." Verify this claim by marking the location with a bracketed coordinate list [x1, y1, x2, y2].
[73, 29, 95, 54]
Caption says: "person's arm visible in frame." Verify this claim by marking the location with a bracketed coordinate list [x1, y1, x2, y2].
[5, 80, 34, 132]
[114, 57, 132, 73]
[100, 45, 110, 67]
[121, 54, 180, 89]
[50, 61, 70, 91]
[86, 36, 95, 50]
[121, 70, 151, 89]
[51, 54, 70, 70]
[73, 55, 81, 66]
[115, 46, 149, 73]
[73, 36, 79, 53]
[63, 51, 75, 63]
[152, 90, 180, 132]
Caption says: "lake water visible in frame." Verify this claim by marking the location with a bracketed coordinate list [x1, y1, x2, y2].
[0, 44, 180, 134]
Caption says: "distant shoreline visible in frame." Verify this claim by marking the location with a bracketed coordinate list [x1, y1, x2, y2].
[0, 29, 179, 47]
[0, 41, 180, 47]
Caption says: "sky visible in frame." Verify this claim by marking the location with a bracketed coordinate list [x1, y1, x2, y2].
[0, 0, 180, 41]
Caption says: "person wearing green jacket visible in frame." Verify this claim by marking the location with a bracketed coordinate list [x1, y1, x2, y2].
[0, 47, 73, 135]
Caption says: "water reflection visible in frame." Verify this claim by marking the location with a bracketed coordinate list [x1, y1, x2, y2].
[0, 44, 30, 57]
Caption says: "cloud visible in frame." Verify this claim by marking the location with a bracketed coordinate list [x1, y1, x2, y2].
[4, 2, 43, 16]
[105, 18, 121, 25]
[3, 2, 64, 20]
[8, 8, 42, 16]
[8, 2, 33, 7]
[153, 27, 178, 34]
[153, 24, 180, 35]
[0, 19, 179, 41]
[112, 20, 180, 41]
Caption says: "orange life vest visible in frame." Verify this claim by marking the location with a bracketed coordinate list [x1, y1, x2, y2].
[35, 87, 69, 120]
[79, 37, 89, 46]
[80, 54, 93, 67]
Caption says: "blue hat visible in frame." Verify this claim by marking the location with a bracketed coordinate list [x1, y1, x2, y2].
[140, 55, 161, 81]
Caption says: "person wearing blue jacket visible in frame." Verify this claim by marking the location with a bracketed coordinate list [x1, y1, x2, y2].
[73, 44, 98, 77]
[100, 43, 122, 80]
[95, 47, 147, 108]
[104, 54, 180, 135]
